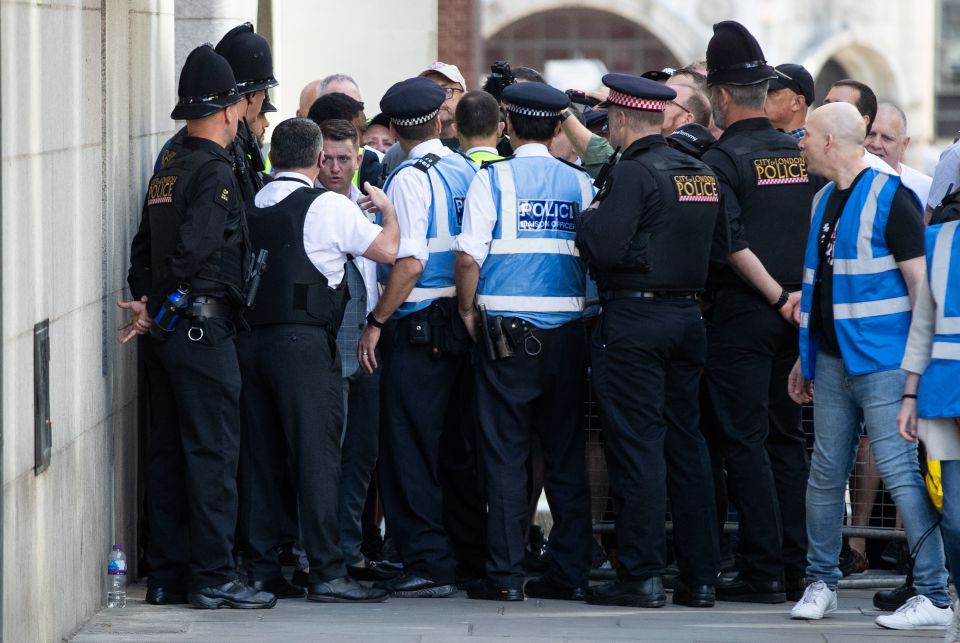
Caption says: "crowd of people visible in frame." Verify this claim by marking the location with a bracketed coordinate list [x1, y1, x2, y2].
[117, 17, 960, 640]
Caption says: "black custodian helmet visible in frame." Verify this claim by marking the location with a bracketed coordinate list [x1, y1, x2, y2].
[706, 20, 778, 87]
[170, 44, 242, 121]
[215, 22, 278, 94]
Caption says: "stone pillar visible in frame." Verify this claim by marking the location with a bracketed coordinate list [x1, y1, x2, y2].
[173, 0, 258, 82]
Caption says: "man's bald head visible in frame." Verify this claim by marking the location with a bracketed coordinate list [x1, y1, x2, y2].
[809, 102, 866, 146]
[800, 102, 867, 181]
[297, 80, 322, 117]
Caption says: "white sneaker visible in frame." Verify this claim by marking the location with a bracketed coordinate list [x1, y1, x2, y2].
[790, 580, 837, 620]
[945, 599, 960, 643]
[875, 595, 953, 630]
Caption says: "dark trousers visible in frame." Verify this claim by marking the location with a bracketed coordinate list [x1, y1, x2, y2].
[378, 318, 467, 584]
[238, 324, 346, 583]
[593, 299, 719, 585]
[337, 364, 381, 565]
[144, 318, 242, 592]
[475, 319, 592, 589]
[705, 286, 809, 582]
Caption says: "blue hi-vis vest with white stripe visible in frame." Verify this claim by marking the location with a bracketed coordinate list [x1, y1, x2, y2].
[918, 220, 960, 418]
[477, 156, 596, 329]
[799, 169, 912, 379]
[381, 152, 477, 318]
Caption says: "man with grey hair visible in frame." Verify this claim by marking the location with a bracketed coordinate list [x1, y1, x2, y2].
[788, 102, 951, 630]
[238, 117, 399, 604]
[297, 74, 363, 118]
[866, 102, 932, 206]
[702, 20, 821, 605]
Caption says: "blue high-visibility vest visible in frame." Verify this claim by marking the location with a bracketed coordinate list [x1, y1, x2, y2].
[477, 155, 596, 328]
[918, 220, 960, 418]
[799, 169, 912, 379]
[381, 151, 477, 318]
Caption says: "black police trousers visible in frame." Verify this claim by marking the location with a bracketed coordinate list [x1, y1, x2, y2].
[592, 299, 719, 585]
[142, 317, 242, 592]
[705, 286, 809, 583]
[475, 319, 592, 589]
[237, 324, 347, 583]
[378, 314, 484, 585]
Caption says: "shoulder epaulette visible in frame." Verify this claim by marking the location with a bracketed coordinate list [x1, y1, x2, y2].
[413, 153, 441, 173]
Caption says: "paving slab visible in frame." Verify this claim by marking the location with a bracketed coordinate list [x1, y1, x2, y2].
[72, 582, 947, 642]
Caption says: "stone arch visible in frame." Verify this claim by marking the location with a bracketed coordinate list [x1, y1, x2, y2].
[797, 34, 904, 105]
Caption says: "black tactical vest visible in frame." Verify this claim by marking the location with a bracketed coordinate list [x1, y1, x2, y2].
[597, 146, 719, 292]
[710, 129, 813, 286]
[245, 187, 350, 330]
[146, 148, 247, 302]
[231, 119, 266, 206]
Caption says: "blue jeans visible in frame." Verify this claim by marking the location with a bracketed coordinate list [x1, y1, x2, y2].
[941, 460, 960, 596]
[806, 352, 949, 605]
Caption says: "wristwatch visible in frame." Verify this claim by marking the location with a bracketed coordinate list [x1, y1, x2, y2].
[772, 289, 790, 311]
[559, 109, 572, 122]
[366, 312, 385, 329]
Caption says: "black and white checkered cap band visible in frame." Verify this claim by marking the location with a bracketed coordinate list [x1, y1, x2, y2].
[390, 108, 440, 127]
[505, 104, 563, 118]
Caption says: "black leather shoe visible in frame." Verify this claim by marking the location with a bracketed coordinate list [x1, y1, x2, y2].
[146, 586, 188, 605]
[586, 577, 666, 608]
[466, 578, 524, 602]
[291, 569, 308, 588]
[307, 576, 389, 603]
[347, 559, 402, 582]
[524, 576, 585, 601]
[188, 580, 277, 609]
[672, 580, 715, 608]
[249, 575, 305, 599]
[874, 582, 917, 611]
[373, 571, 457, 598]
[715, 575, 785, 604]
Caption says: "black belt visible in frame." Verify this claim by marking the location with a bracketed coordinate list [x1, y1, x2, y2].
[600, 290, 699, 302]
[187, 296, 234, 320]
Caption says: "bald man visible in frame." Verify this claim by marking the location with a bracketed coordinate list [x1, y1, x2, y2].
[865, 102, 932, 206]
[788, 102, 952, 629]
[297, 80, 322, 117]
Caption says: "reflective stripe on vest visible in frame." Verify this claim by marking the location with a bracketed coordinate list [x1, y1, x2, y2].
[382, 152, 477, 318]
[799, 169, 911, 379]
[918, 220, 960, 418]
[476, 156, 595, 329]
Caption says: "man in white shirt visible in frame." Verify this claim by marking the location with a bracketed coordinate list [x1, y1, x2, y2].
[238, 117, 398, 604]
[866, 102, 933, 207]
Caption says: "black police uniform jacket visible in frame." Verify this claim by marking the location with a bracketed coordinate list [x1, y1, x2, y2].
[244, 186, 349, 331]
[128, 136, 248, 319]
[577, 135, 720, 292]
[701, 117, 819, 289]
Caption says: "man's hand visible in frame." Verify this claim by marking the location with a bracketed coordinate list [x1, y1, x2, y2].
[897, 397, 919, 443]
[358, 182, 391, 215]
[460, 307, 478, 341]
[787, 358, 814, 404]
[779, 291, 801, 326]
[117, 297, 152, 344]
[358, 324, 381, 374]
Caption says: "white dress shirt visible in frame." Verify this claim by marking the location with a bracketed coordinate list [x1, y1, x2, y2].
[898, 163, 933, 210]
[254, 171, 382, 287]
[346, 184, 381, 314]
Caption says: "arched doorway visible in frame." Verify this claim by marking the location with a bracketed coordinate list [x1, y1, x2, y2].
[485, 8, 680, 77]
[814, 58, 849, 107]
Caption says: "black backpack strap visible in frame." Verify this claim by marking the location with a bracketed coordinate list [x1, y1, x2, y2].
[413, 153, 442, 173]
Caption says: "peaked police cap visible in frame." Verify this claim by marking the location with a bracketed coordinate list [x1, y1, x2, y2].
[380, 78, 446, 127]
[170, 44, 242, 121]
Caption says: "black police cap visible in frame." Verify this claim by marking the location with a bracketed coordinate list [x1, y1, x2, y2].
[598, 73, 676, 112]
[502, 82, 570, 118]
[380, 78, 446, 127]
[768, 64, 815, 105]
[215, 22, 278, 94]
[706, 20, 777, 87]
[667, 123, 717, 159]
[171, 44, 242, 121]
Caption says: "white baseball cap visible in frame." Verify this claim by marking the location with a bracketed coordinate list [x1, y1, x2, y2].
[419, 62, 466, 92]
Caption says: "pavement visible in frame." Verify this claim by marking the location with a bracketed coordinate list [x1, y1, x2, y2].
[72, 582, 950, 642]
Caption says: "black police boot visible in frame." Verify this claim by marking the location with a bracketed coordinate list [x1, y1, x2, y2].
[586, 577, 666, 608]
[146, 586, 188, 605]
[373, 571, 458, 598]
[466, 578, 524, 602]
[524, 575, 586, 601]
[672, 580, 715, 608]
[248, 574, 305, 599]
[188, 580, 277, 609]
[874, 582, 917, 611]
[715, 573, 785, 604]
[307, 576, 389, 603]
[785, 574, 807, 602]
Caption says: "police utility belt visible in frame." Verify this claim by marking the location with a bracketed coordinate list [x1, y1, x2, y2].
[477, 306, 544, 362]
[398, 297, 472, 359]
[600, 289, 699, 302]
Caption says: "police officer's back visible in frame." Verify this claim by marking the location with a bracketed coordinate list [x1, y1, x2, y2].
[576, 74, 721, 609]
[120, 44, 275, 610]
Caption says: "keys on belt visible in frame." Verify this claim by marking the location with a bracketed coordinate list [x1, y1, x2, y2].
[600, 289, 700, 302]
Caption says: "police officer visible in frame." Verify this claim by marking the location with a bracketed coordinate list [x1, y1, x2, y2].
[453, 82, 595, 601]
[119, 44, 275, 610]
[358, 77, 481, 597]
[701, 21, 818, 603]
[454, 90, 505, 166]
[576, 74, 721, 609]
[238, 117, 399, 603]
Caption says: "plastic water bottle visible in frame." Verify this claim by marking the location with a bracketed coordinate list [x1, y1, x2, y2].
[106, 544, 127, 608]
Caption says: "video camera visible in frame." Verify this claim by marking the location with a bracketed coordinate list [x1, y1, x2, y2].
[484, 60, 515, 102]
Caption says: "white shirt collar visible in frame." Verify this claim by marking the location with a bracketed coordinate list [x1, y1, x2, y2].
[273, 171, 314, 186]
[512, 143, 552, 158]
[407, 138, 446, 160]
